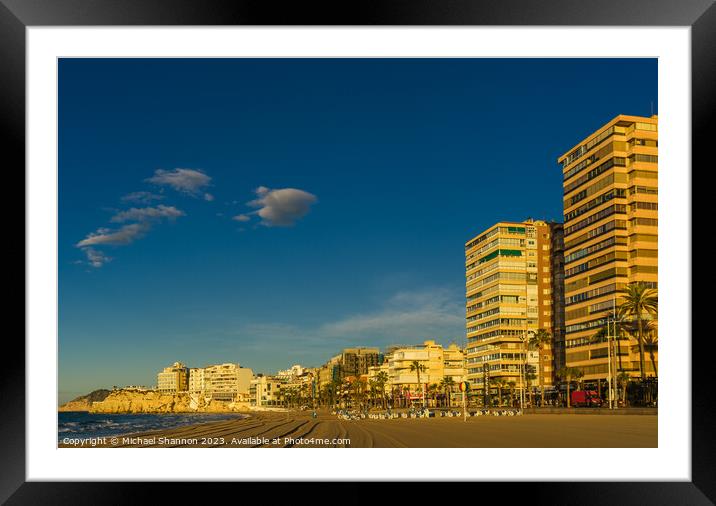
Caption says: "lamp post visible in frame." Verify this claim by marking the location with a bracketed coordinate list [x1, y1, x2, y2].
[519, 332, 526, 415]
[607, 312, 613, 409]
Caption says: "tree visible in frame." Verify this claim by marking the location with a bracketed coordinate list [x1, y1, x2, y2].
[617, 371, 631, 407]
[410, 361, 427, 407]
[349, 377, 365, 410]
[529, 328, 552, 407]
[591, 313, 630, 371]
[374, 371, 390, 409]
[642, 321, 658, 377]
[557, 367, 581, 408]
[617, 283, 658, 381]
[525, 366, 538, 406]
[440, 376, 456, 408]
[507, 380, 517, 407]
[428, 383, 439, 408]
[493, 378, 507, 407]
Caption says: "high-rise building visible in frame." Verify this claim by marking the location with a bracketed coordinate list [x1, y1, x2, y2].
[558, 114, 658, 382]
[156, 362, 189, 393]
[464, 220, 564, 398]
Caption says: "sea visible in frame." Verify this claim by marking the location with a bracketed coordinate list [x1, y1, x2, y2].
[58, 411, 246, 442]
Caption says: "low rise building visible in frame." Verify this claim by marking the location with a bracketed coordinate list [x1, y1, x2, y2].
[250, 375, 285, 407]
[157, 362, 189, 393]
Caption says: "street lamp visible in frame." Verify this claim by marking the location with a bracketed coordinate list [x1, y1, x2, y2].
[519, 332, 526, 415]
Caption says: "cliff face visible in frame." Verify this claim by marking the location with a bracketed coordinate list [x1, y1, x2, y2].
[86, 389, 250, 414]
[59, 389, 112, 412]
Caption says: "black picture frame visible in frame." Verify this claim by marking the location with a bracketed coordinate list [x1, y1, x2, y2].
[3, 0, 711, 503]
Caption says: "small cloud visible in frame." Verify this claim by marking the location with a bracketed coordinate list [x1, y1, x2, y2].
[247, 186, 317, 227]
[110, 205, 185, 223]
[204, 193, 215, 202]
[216, 212, 224, 217]
[145, 168, 212, 197]
[232, 214, 251, 222]
[121, 191, 165, 205]
[82, 247, 112, 268]
[76, 223, 150, 248]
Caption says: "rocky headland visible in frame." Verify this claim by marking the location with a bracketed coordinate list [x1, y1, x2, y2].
[59, 388, 251, 414]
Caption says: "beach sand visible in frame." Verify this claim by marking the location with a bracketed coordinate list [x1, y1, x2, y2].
[62, 410, 657, 448]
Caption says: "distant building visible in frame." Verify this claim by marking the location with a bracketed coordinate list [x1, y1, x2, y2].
[250, 375, 285, 407]
[385, 340, 465, 395]
[317, 354, 342, 390]
[157, 362, 189, 393]
[277, 364, 305, 380]
[188, 367, 205, 394]
[338, 347, 382, 379]
[187, 363, 253, 402]
[202, 363, 254, 402]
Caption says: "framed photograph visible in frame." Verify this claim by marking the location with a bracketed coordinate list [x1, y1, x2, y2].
[4, 0, 711, 502]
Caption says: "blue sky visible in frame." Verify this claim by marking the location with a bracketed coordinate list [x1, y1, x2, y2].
[58, 58, 657, 402]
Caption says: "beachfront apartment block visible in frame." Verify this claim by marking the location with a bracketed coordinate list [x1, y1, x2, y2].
[339, 347, 382, 378]
[250, 374, 285, 407]
[317, 347, 382, 387]
[465, 220, 565, 397]
[559, 114, 658, 383]
[187, 363, 254, 402]
[157, 362, 189, 393]
[369, 340, 466, 400]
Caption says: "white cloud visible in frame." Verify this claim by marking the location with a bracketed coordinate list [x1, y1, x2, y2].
[222, 288, 465, 356]
[247, 186, 317, 227]
[145, 168, 212, 197]
[110, 205, 185, 223]
[232, 214, 251, 222]
[76, 222, 150, 248]
[82, 247, 112, 268]
[318, 289, 464, 344]
[204, 193, 215, 202]
[121, 191, 165, 204]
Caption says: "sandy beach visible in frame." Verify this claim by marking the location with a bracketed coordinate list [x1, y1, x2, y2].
[60, 410, 658, 448]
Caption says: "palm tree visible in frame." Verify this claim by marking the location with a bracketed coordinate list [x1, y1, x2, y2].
[373, 371, 389, 409]
[507, 380, 517, 407]
[617, 371, 631, 406]
[557, 366, 581, 408]
[617, 283, 658, 380]
[529, 328, 552, 407]
[349, 377, 365, 410]
[525, 367, 537, 406]
[428, 383, 439, 408]
[493, 378, 507, 407]
[573, 368, 584, 390]
[591, 312, 630, 371]
[642, 321, 658, 376]
[440, 376, 456, 408]
[409, 360, 427, 407]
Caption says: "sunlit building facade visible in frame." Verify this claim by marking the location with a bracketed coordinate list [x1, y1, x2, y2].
[465, 220, 564, 396]
[559, 114, 658, 382]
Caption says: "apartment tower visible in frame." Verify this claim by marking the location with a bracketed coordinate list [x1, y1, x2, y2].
[465, 220, 564, 397]
[558, 114, 658, 382]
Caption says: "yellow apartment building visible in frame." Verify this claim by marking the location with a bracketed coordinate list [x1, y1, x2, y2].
[156, 362, 189, 393]
[465, 220, 564, 397]
[559, 114, 658, 382]
[369, 340, 465, 404]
